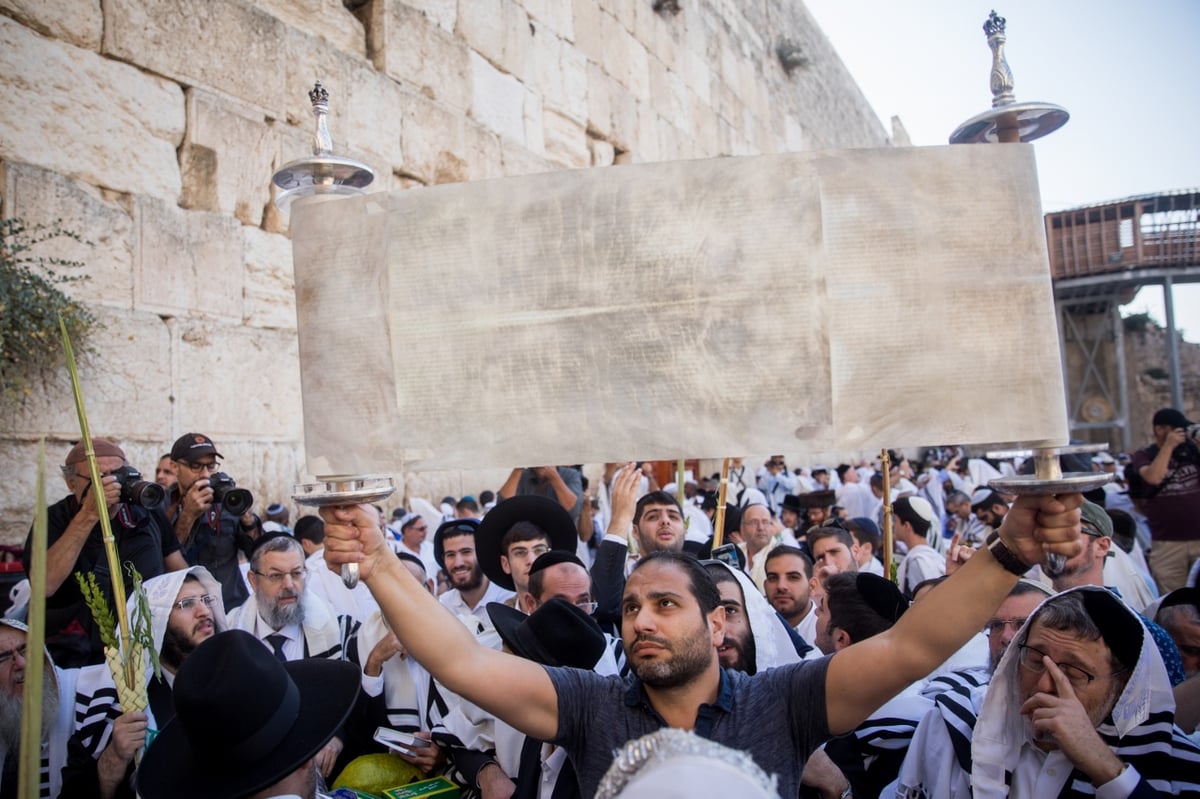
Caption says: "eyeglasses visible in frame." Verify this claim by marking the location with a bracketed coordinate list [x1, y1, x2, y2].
[0, 644, 27, 667]
[179, 460, 221, 473]
[508, 544, 550, 560]
[252, 568, 308, 584]
[172, 594, 218, 612]
[575, 601, 598, 615]
[985, 617, 1028, 635]
[1017, 643, 1125, 689]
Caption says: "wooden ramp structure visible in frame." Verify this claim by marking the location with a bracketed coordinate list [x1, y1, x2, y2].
[1048, 190, 1200, 449]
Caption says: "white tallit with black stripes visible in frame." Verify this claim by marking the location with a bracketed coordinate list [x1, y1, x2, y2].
[894, 586, 1200, 798]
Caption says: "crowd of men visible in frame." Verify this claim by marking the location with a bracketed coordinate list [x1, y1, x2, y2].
[2, 407, 1198, 798]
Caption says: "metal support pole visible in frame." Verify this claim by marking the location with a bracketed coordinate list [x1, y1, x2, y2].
[1163, 276, 1184, 409]
[1111, 301, 1131, 451]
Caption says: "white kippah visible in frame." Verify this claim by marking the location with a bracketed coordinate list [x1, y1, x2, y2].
[905, 495, 937, 524]
[970, 487, 994, 506]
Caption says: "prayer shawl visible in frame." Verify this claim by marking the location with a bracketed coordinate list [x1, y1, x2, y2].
[708, 561, 802, 673]
[827, 681, 934, 798]
[72, 566, 227, 759]
[895, 586, 1200, 797]
[226, 588, 359, 663]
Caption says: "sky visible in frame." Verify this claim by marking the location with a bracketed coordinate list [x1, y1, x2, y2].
[804, 0, 1200, 342]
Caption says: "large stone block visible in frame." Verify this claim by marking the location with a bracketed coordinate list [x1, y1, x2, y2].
[173, 321, 302, 441]
[243, 226, 297, 330]
[0, 17, 184, 202]
[282, 28, 365, 130]
[523, 90, 545, 156]
[542, 109, 590, 170]
[470, 51, 527, 145]
[365, 0, 471, 112]
[397, 92, 468, 184]
[0, 305, 173, 443]
[402, 0, 456, 31]
[457, 0, 532, 83]
[180, 90, 278, 227]
[602, 12, 649, 103]
[0, 0, 101, 50]
[461, 122, 505, 182]
[571, 0, 603, 63]
[528, 32, 587, 124]
[257, 0, 366, 58]
[133, 199, 244, 321]
[343, 59, 408, 171]
[500, 140, 552, 178]
[103, 0, 287, 118]
[520, 0, 573, 40]
[2, 162, 135, 310]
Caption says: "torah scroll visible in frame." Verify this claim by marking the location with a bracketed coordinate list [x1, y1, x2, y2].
[290, 144, 1066, 475]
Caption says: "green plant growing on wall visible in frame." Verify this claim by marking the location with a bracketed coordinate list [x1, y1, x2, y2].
[0, 218, 97, 403]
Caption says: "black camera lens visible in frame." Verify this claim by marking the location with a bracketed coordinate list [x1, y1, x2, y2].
[112, 466, 165, 508]
[209, 472, 254, 516]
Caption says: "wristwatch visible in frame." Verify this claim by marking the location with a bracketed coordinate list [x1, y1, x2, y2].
[985, 530, 1029, 575]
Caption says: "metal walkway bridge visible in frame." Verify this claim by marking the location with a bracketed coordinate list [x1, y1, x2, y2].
[1047, 190, 1200, 449]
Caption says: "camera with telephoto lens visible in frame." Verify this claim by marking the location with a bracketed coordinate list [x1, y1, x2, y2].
[208, 472, 253, 516]
[111, 465, 165, 508]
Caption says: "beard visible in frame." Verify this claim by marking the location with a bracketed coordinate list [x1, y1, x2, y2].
[262, 589, 306, 629]
[449, 563, 483, 592]
[718, 630, 758, 676]
[628, 623, 713, 689]
[161, 622, 211, 672]
[0, 664, 60, 753]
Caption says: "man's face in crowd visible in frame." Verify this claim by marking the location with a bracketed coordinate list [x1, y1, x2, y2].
[634, 502, 686, 555]
[975, 502, 1005, 528]
[714, 580, 755, 673]
[252, 548, 307, 629]
[155, 456, 177, 490]
[807, 506, 831, 528]
[1053, 533, 1109, 588]
[621, 561, 721, 689]
[173, 455, 219, 494]
[1019, 620, 1128, 749]
[501, 536, 550, 594]
[987, 593, 1045, 671]
[764, 553, 812, 623]
[163, 579, 217, 669]
[811, 535, 859, 574]
[0, 627, 27, 699]
[66, 455, 126, 505]
[947, 498, 970, 521]
[780, 506, 799, 530]
[402, 519, 429, 549]
[813, 593, 835, 654]
[812, 471, 830, 488]
[1164, 614, 1200, 677]
[525, 562, 594, 614]
[0, 626, 58, 751]
[443, 534, 484, 592]
[740, 505, 773, 551]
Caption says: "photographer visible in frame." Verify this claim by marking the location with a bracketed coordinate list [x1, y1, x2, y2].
[168, 433, 260, 610]
[25, 438, 187, 667]
[1128, 408, 1200, 593]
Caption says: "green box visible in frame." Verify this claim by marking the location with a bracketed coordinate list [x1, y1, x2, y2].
[382, 776, 460, 799]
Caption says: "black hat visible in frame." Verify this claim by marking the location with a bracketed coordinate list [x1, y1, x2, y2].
[855, 573, 908, 623]
[1153, 408, 1194, 429]
[1076, 587, 1143, 672]
[136, 630, 359, 799]
[1159, 586, 1200, 613]
[475, 496, 578, 591]
[794, 489, 836, 508]
[433, 518, 480, 571]
[170, 433, 223, 462]
[781, 494, 805, 515]
[528, 549, 587, 578]
[486, 598, 606, 669]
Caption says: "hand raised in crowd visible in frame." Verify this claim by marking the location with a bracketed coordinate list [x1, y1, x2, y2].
[1020, 658, 1125, 785]
[944, 533, 975, 575]
[319, 504, 390, 581]
[996, 493, 1082, 568]
[76, 473, 121, 520]
[1162, 426, 1189, 453]
[605, 463, 642, 541]
[365, 631, 403, 677]
[179, 477, 214, 518]
[392, 731, 447, 775]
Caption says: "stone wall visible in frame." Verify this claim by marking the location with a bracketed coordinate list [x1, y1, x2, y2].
[0, 0, 889, 544]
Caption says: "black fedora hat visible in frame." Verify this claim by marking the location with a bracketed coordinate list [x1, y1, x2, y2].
[794, 489, 836, 508]
[136, 630, 360, 799]
[475, 496, 578, 591]
[487, 597, 606, 669]
[781, 494, 804, 515]
[433, 518, 481, 571]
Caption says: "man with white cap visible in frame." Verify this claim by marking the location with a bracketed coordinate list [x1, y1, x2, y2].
[971, 489, 1010, 534]
[0, 618, 77, 799]
[893, 496, 946, 598]
[65, 565, 226, 798]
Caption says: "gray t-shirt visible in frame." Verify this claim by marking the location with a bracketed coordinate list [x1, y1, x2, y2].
[548, 657, 831, 798]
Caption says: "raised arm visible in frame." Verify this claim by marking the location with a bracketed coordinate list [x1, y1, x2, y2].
[321, 504, 560, 740]
[823, 492, 1083, 735]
